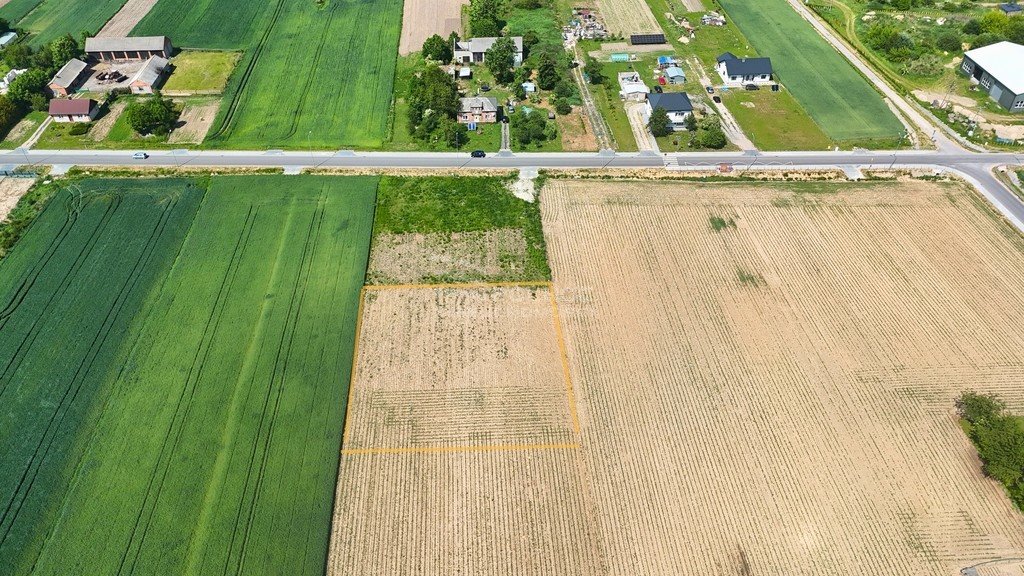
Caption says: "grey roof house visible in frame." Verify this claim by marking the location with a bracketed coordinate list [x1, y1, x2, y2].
[960, 41, 1024, 113]
[645, 92, 694, 130]
[458, 96, 499, 124]
[715, 52, 773, 85]
[454, 37, 523, 65]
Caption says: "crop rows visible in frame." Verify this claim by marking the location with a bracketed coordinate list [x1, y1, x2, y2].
[537, 180, 1024, 575]
[0, 0, 129, 46]
[0, 175, 376, 576]
[716, 0, 904, 142]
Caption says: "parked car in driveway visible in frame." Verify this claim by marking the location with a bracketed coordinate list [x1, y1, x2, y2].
[705, 85, 714, 93]
[654, 85, 663, 93]
[744, 84, 759, 90]
[712, 96, 721, 103]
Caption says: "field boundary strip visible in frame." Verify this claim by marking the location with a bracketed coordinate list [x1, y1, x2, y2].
[340, 280, 583, 456]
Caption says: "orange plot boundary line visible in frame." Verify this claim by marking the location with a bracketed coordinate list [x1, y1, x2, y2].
[548, 285, 581, 435]
[363, 280, 553, 291]
[342, 443, 580, 456]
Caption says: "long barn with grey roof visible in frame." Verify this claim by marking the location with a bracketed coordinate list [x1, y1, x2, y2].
[85, 36, 173, 61]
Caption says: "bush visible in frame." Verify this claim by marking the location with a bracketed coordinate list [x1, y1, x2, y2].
[934, 31, 962, 52]
[511, 110, 554, 147]
[124, 95, 177, 136]
[422, 34, 453, 63]
[900, 54, 943, 76]
[957, 391, 1024, 510]
[68, 123, 90, 136]
[553, 97, 571, 115]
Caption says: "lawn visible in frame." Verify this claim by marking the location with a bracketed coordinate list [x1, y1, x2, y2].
[0, 0, 127, 46]
[722, 88, 834, 150]
[374, 175, 550, 281]
[0, 175, 376, 576]
[163, 51, 241, 94]
[32, 97, 182, 149]
[0, 111, 47, 150]
[715, 0, 903, 142]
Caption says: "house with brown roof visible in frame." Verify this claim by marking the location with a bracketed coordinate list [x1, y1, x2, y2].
[85, 36, 173, 61]
[48, 58, 88, 97]
[128, 56, 170, 94]
[48, 98, 98, 122]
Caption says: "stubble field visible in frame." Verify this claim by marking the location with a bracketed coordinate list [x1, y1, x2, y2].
[398, 0, 467, 55]
[595, 0, 661, 36]
[329, 177, 1024, 575]
[542, 179, 1024, 574]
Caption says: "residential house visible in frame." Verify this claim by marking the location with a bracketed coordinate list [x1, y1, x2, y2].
[48, 98, 98, 122]
[85, 36, 173, 61]
[716, 52, 773, 85]
[48, 58, 88, 97]
[645, 92, 693, 130]
[618, 71, 649, 101]
[128, 55, 170, 94]
[0, 68, 27, 94]
[665, 66, 686, 84]
[454, 37, 523, 65]
[458, 96, 499, 124]
[960, 41, 1024, 112]
[998, 3, 1021, 15]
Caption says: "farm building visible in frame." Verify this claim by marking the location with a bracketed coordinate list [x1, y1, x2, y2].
[128, 56, 170, 94]
[716, 52, 773, 85]
[646, 92, 693, 130]
[0, 31, 17, 48]
[961, 41, 1024, 112]
[48, 98, 98, 122]
[618, 71, 649, 101]
[0, 68, 27, 94]
[48, 58, 88, 96]
[998, 2, 1021, 15]
[665, 66, 685, 84]
[453, 37, 523, 65]
[458, 97, 499, 124]
[85, 36, 173, 61]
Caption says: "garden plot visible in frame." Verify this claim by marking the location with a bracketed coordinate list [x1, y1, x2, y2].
[539, 178, 1024, 575]
[398, 0, 467, 55]
[595, 0, 661, 35]
[368, 229, 530, 284]
[342, 285, 576, 453]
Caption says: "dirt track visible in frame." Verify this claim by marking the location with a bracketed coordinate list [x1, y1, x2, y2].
[398, 0, 467, 56]
[97, 0, 159, 37]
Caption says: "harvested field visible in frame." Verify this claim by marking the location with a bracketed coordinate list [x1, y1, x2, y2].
[367, 229, 530, 284]
[398, 0, 467, 55]
[169, 99, 220, 143]
[342, 285, 576, 452]
[539, 179, 1024, 575]
[0, 177, 34, 220]
[98, 0, 159, 36]
[595, 0, 660, 35]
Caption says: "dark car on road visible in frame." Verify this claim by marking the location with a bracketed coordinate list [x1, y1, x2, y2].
[471, 150, 486, 158]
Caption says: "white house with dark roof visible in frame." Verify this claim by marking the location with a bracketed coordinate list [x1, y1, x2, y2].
[645, 92, 694, 130]
[960, 41, 1024, 113]
[454, 37, 523, 65]
[715, 52, 773, 85]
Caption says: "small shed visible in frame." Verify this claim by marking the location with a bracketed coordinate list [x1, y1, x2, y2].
[0, 31, 17, 48]
[665, 66, 685, 84]
[521, 81, 537, 92]
[459, 67, 472, 79]
[610, 53, 630, 63]
[657, 55, 678, 68]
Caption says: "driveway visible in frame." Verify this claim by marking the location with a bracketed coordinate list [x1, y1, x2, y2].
[625, 102, 659, 152]
[687, 58, 756, 151]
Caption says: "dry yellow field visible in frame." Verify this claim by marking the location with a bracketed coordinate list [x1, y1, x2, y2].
[398, 0, 468, 55]
[329, 178, 1024, 575]
[595, 0, 661, 36]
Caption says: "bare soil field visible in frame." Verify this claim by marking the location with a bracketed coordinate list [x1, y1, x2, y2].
[168, 99, 219, 143]
[555, 108, 598, 151]
[540, 179, 1024, 575]
[89, 100, 126, 141]
[367, 229, 530, 284]
[97, 0, 159, 37]
[398, 0, 468, 55]
[341, 285, 576, 453]
[0, 177, 34, 220]
[594, 0, 661, 36]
